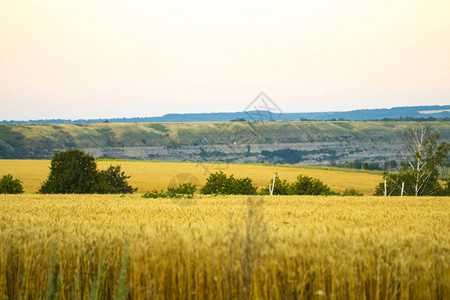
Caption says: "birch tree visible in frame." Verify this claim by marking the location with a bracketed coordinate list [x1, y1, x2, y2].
[375, 125, 448, 196]
[403, 125, 448, 196]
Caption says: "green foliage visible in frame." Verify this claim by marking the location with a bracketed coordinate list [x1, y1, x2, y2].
[260, 174, 291, 195]
[261, 148, 339, 164]
[341, 188, 364, 196]
[143, 183, 197, 199]
[39, 149, 99, 194]
[374, 129, 449, 196]
[374, 168, 414, 196]
[290, 175, 331, 195]
[96, 166, 137, 194]
[167, 182, 197, 195]
[39, 149, 135, 194]
[233, 177, 258, 195]
[142, 189, 168, 199]
[261, 173, 336, 196]
[199, 172, 231, 195]
[445, 180, 450, 196]
[200, 172, 257, 195]
[374, 166, 446, 196]
[353, 159, 363, 169]
[0, 174, 24, 194]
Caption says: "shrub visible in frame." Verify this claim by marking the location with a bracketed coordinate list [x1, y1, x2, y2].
[200, 172, 257, 195]
[232, 177, 257, 195]
[341, 188, 364, 196]
[167, 183, 197, 196]
[142, 189, 168, 199]
[143, 183, 197, 199]
[0, 174, 24, 194]
[289, 175, 331, 195]
[200, 172, 230, 194]
[260, 174, 291, 195]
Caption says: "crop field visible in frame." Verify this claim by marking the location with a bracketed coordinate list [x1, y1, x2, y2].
[0, 159, 382, 195]
[0, 195, 449, 299]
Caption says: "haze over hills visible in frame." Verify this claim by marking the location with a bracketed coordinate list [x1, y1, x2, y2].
[1, 105, 449, 124]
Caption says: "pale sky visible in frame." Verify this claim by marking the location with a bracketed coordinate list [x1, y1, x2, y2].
[1, 0, 449, 120]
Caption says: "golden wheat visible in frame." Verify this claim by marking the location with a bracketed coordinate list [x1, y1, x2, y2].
[0, 194, 448, 299]
[0, 160, 382, 194]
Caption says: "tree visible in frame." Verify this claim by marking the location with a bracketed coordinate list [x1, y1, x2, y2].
[96, 165, 137, 194]
[374, 125, 448, 196]
[353, 159, 363, 169]
[39, 149, 136, 194]
[0, 174, 24, 194]
[384, 160, 398, 170]
[403, 126, 448, 196]
[289, 175, 331, 195]
[40, 149, 99, 194]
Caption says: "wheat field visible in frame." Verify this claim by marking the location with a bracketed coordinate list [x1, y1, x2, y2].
[0, 194, 448, 299]
[0, 160, 382, 195]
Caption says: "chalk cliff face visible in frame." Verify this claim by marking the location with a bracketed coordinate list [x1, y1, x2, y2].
[83, 140, 398, 166]
[1, 121, 449, 166]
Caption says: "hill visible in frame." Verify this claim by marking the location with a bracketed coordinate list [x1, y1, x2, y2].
[0, 121, 449, 164]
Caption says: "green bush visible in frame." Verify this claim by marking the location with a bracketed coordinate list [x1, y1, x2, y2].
[167, 182, 197, 195]
[96, 165, 137, 194]
[261, 174, 337, 196]
[0, 174, 24, 194]
[200, 172, 257, 195]
[341, 188, 364, 196]
[40, 149, 136, 194]
[143, 183, 197, 199]
[142, 189, 169, 199]
[289, 175, 331, 195]
[232, 177, 257, 195]
[260, 174, 291, 195]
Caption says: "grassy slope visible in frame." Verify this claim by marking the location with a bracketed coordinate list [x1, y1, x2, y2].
[1, 121, 449, 158]
[0, 159, 382, 194]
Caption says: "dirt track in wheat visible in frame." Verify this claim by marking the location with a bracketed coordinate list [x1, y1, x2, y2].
[1, 195, 449, 299]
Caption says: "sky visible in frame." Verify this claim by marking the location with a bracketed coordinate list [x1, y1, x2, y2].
[1, 0, 449, 120]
